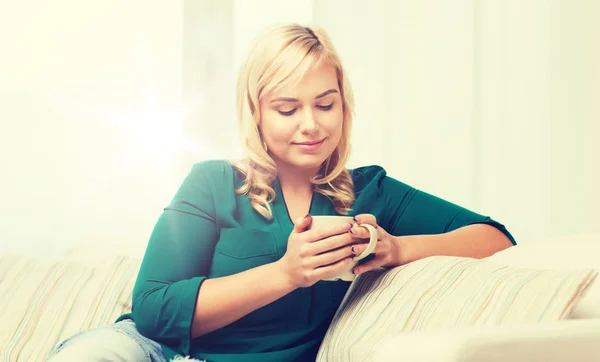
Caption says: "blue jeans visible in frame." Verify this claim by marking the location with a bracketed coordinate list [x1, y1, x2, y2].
[46, 319, 168, 362]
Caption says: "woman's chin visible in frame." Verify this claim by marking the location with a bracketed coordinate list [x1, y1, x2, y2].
[297, 163, 324, 172]
[283, 156, 329, 172]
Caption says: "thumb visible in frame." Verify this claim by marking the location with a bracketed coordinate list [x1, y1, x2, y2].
[293, 214, 312, 233]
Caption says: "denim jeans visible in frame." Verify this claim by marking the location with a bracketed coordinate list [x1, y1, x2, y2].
[46, 319, 168, 362]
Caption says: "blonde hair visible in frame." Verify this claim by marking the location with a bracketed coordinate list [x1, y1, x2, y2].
[233, 23, 355, 220]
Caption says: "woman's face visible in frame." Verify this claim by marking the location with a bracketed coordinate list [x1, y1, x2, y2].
[259, 63, 343, 174]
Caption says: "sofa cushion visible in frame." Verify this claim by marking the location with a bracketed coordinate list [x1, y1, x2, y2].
[485, 233, 600, 319]
[317, 255, 597, 361]
[0, 251, 140, 361]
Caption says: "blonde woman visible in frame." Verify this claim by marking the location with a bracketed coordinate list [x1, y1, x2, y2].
[48, 24, 515, 362]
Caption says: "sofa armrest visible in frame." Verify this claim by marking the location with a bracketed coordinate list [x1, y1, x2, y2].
[372, 319, 600, 362]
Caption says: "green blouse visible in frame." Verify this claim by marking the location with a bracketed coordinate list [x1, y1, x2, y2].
[117, 160, 515, 361]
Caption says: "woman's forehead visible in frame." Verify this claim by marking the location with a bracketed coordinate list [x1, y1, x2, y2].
[264, 63, 339, 101]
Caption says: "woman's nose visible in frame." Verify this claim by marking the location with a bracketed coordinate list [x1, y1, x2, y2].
[299, 109, 318, 133]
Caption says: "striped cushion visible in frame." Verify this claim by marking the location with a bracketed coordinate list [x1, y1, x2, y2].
[0, 252, 140, 361]
[317, 256, 597, 361]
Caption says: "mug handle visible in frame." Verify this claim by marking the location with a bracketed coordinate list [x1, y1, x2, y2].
[354, 223, 378, 260]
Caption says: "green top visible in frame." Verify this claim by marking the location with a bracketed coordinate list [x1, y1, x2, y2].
[117, 160, 515, 361]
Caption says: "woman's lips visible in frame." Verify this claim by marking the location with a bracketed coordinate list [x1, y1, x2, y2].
[293, 138, 325, 152]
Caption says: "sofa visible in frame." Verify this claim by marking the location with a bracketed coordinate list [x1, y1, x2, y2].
[370, 233, 600, 362]
[1, 233, 599, 361]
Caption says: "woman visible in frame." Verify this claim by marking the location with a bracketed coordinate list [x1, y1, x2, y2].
[48, 23, 515, 362]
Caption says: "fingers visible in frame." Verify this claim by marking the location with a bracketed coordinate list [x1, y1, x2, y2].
[305, 217, 379, 256]
[350, 213, 379, 239]
[311, 256, 355, 281]
[353, 214, 377, 226]
[349, 224, 375, 240]
[293, 214, 312, 233]
[308, 244, 355, 269]
[353, 254, 387, 275]
[308, 232, 354, 256]
[350, 242, 369, 256]
[350, 239, 386, 257]
[301, 214, 377, 242]
[303, 221, 352, 242]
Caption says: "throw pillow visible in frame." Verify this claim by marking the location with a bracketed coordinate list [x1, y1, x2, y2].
[485, 233, 600, 319]
[317, 255, 597, 362]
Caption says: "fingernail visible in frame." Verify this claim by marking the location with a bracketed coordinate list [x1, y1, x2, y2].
[351, 246, 357, 253]
[348, 224, 355, 234]
[352, 268, 359, 274]
[353, 216, 358, 222]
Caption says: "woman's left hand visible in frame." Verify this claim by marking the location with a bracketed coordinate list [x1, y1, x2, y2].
[349, 214, 402, 275]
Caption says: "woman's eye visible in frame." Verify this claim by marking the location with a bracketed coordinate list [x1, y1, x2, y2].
[278, 109, 297, 116]
[316, 103, 333, 111]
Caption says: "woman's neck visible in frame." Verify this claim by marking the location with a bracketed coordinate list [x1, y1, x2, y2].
[276, 165, 317, 221]
[276, 162, 319, 194]
[277, 171, 314, 193]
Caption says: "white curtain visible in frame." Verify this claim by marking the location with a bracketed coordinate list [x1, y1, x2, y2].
[184, 0, 600, 244]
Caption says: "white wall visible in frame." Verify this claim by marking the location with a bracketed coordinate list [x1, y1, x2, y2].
[315, 0, 478, 207]
[182, 0, 600, 244]
[546, 0, 600, 237]
[0, 1, 185, 255]
[1, 0, 599, 256]
[314, 0, 600, 243]
[477, 0, 600, 241]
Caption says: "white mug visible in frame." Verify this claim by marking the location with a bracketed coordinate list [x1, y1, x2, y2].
[309, 215, 378, 282]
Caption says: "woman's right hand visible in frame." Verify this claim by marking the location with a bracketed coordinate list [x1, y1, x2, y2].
[277, 214, 356, 288]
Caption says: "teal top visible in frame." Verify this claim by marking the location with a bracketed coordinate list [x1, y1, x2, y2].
[117, 160, 515, 361]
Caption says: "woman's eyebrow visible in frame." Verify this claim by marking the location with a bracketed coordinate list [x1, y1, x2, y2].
[270, 96, 298, 103]
[314, 89, 338, 99]
[269, 89, 338, 103]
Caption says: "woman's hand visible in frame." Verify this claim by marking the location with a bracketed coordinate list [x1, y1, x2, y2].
[348, 214, 402, 275]
[277, 215, 357, 288]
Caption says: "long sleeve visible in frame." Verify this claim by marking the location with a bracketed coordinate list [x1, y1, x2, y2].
[351, 166, 516, 245]
[131, 161, 221, 354]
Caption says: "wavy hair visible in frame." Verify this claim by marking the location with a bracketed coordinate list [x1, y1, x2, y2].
[233, 23, 355, 220]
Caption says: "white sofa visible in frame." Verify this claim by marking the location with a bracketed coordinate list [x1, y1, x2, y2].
[372, 233, 600, 362]
[374, 318, 600, 362]
[0, 233, 599, 361]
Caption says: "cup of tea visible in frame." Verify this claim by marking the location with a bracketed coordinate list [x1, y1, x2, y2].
[309, 215, 378, 281]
